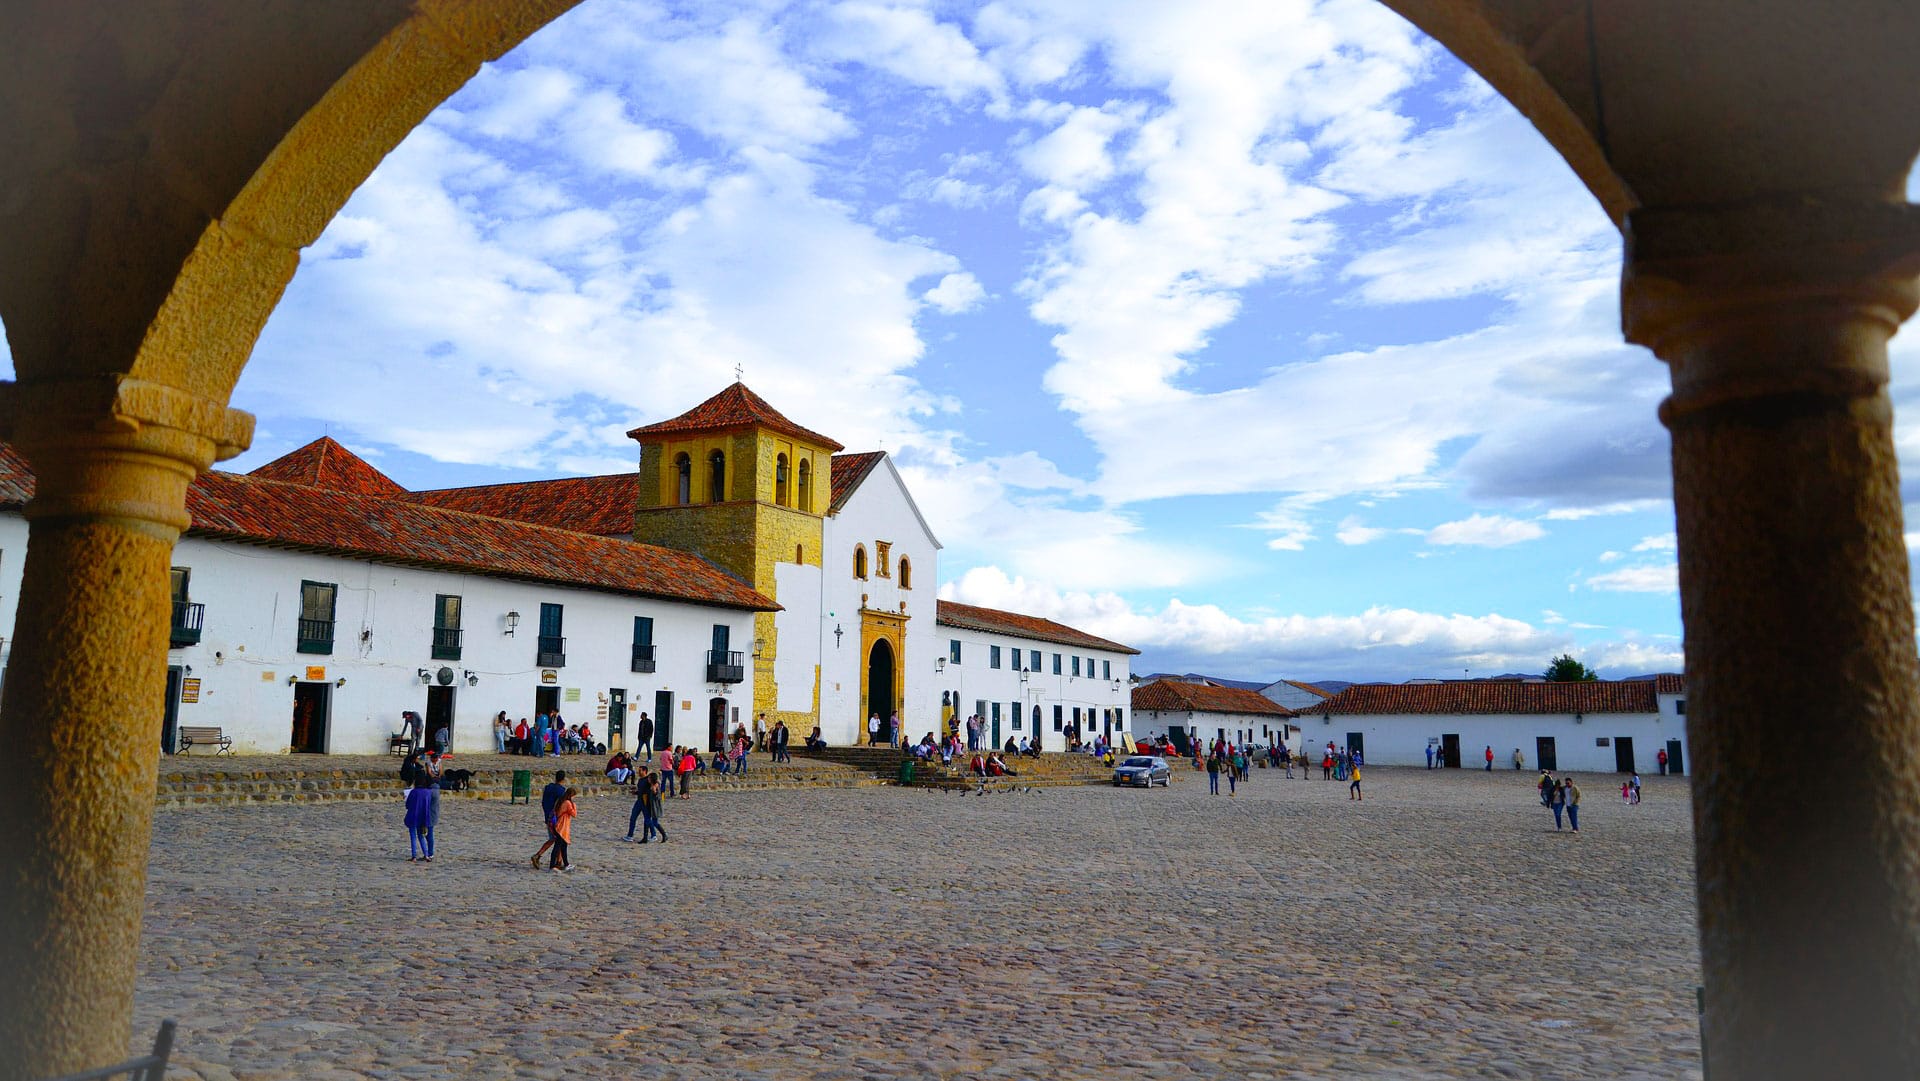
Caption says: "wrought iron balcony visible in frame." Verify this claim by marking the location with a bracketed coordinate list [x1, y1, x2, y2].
[631, 642, 656, 674]
[296, 617, 333, 654]
[537, 634, 567, 668]
[431, 626, 463, 661]
[169, 601, 204, 648]
[706, 649, 745, 684]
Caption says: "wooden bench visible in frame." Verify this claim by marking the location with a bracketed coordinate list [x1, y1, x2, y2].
[177, 725, 233, 755]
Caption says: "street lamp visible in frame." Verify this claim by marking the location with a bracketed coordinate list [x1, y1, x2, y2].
[504, 610, 520, 636]
[935, 656, 945, 674]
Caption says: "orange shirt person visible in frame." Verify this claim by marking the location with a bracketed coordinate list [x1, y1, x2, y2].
[548, 788, 577, 872]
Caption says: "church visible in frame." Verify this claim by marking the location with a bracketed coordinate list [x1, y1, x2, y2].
[0, 383, 1135, 754]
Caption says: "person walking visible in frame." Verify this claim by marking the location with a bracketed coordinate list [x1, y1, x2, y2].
[531, 770, 567, 867]
[624, 765, 651, 841]
[1512, 747, 1524, 770]
[868, 713, 881, 746]
[1206, 751, 1222, 795]
[549, 787, 577, 871]
[676, 746, 695, 798]
[1484, 745, 1494, 771]
[1349, 763, 1363, 801]
[639, 769, 668, 843]
[772, 720, 791, 763]
[1538, 769, 1555, 806]
[1226, 750, 1240, 797]
[1549, 777, 1567, 830]
[1564, 776, 1582, 832]
[404, 775, 435, 861]
[1630, 772, 1642, 805]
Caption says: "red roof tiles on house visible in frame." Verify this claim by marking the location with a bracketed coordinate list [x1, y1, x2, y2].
[936, 600, 1139, 655]
[829, 451, 885, 514]
[1315, 680, 1660, 716]
[626, 382, 844, 452]
[1132, 680, 1294, 717]
[1654, 673, 1685, 694]
[0, 448, 773, 611]
[408, 474, 636, 536]
[248, 437, 407, 498]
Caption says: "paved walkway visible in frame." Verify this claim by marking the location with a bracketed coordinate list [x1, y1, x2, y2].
[135, 766, 1702, 1079]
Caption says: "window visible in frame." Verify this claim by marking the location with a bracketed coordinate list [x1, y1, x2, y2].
[797, 459, 812, 512]
[1011, 701, 1023, 730]
[1086, 656, 1095, 675]
[899, 557, 912, 589]
[775, 454, 790, 506]
[1102, 660, 1112, 680]
[708, 449, 727, 502]
[876, 541, 891, 577]
[1072, 656, 1081, 677]
[795, 544, 805, 563]
[169, 567, 203, 648]
[674, 452, 692, 505]
[1072, 707, 1081, 726]
[297, 580, 336, 654]
[1116, 708, 1125, 730]
[1029, 649, 1041, 672]
[432, 594, 462, 660]
[1053, 704, 1064, 731]
[949, 639, 962, 664]
[1053, 653, 1062, 675]
[1675, 698, 1687, 715]
[631, 616, 655, 673]
[537, 603, 565, 667]
[854, 544, 868, 579]
[1009, 647, 1020, 672]
[708, 624, 743, 683]
[989, 645, 1001, 670]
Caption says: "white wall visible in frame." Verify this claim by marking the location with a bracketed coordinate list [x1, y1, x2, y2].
[819, 458, 940, 745]
[0, 514, 30, 687]
[1312, 710, 1688, 774]
[156, 534, 757, 755]
[936, 626, 1132, 750]
[772, 561, 822, 714]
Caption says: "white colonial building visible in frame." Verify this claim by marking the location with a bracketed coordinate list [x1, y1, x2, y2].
[1132, 679, 1299, 756]
[1309, 677, 1689, 774]
[933, 600, 1137, 750]
[0, 440, 773, 756]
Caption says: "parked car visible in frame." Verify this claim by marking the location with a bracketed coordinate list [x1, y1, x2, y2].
[1113, 755, 1171, 788]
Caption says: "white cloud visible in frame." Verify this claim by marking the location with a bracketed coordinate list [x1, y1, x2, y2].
[1335, 515, 1388, 545]
[1587, 564, 1679, 593]
[1632, 532, 1677, 552]
[1426, 513, 1545, 548]
[940, 566, 1669, 681]
[815, 1, 1008, 108]
[924, 272, 987, 314]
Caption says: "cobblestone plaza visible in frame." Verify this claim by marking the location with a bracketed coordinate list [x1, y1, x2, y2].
[136, 767, 1703, 1080]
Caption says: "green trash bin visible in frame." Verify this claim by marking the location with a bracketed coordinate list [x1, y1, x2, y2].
[510, 769, 532, 805]
[897, 759, 915, 786]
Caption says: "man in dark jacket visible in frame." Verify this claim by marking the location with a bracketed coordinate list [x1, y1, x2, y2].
[633, 712, 655, 753]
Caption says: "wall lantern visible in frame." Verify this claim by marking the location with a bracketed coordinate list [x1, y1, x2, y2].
[416, 668, 432, 684]
[286, 675, 297, 686]
[464, 670, 479, 687]
[934, 656, 945, 674]
[504, 610, 521, 637]
[335, 677, 348, 688]
[1020, 669, 1030, 684]
[1575, 712, 1584, 723]
[753, 637, 766, 658]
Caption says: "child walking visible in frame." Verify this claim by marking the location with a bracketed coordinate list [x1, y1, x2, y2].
[550, 787, 577, 871]
[404, 777, 435, 862]
[1348, 764, 1363, 801]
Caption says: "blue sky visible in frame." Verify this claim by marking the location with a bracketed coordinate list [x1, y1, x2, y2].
[38, 0, 1920, 681]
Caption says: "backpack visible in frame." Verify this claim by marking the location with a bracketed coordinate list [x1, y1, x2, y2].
[399, 756, 419, 785]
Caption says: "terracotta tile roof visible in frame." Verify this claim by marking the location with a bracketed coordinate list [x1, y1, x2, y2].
[1654, 673, 1685, 694]
[936, 599, 1140, 655]
[829, 451, 885, 514]
[0, 447, 772, 611]
[407, 474, 635, 536]
[626, 382, 844, 452]
[1133, 680, 1294, 717]
[247, 437, 407, 498]
[1314, 680, 1659, 716]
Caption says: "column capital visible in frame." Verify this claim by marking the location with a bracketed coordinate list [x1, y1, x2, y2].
[0, 376, 254, 532]
[1624, 197, 1920, 419]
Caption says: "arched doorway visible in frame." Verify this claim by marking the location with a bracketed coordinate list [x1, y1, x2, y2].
[867, 639, 895, 745]
[707, 697, 728, 753]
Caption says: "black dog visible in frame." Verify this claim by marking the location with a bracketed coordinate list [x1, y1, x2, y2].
[440, 769, 475, 792]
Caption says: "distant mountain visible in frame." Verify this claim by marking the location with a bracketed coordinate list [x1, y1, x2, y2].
[1307, 680, 1352, 694]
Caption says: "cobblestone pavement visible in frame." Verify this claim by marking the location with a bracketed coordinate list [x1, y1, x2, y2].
[136, 765, 1702, 1080]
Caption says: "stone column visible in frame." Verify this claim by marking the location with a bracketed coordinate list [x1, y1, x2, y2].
[0, 377, 248, 1081]
[1626, 199, 1920, 1080]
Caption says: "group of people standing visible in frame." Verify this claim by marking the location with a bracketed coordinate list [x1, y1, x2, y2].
[1538, 770, 1584, 831]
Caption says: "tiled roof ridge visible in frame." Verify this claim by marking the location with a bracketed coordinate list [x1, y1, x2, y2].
[410, 471, 631, 495]
[404, 473, 637, 536]
[1132, 679, 1295, 717]
[1314, 679, 1663, 715]
[247, 436, 407, 498]
[828, 450, 886, 514]
[935, 598, 1140, 655]
[182, 470, 774, 611]
[626, 382, 845, 452]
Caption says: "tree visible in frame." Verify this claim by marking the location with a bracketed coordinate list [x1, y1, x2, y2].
[1544, 654, 1599, 682]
